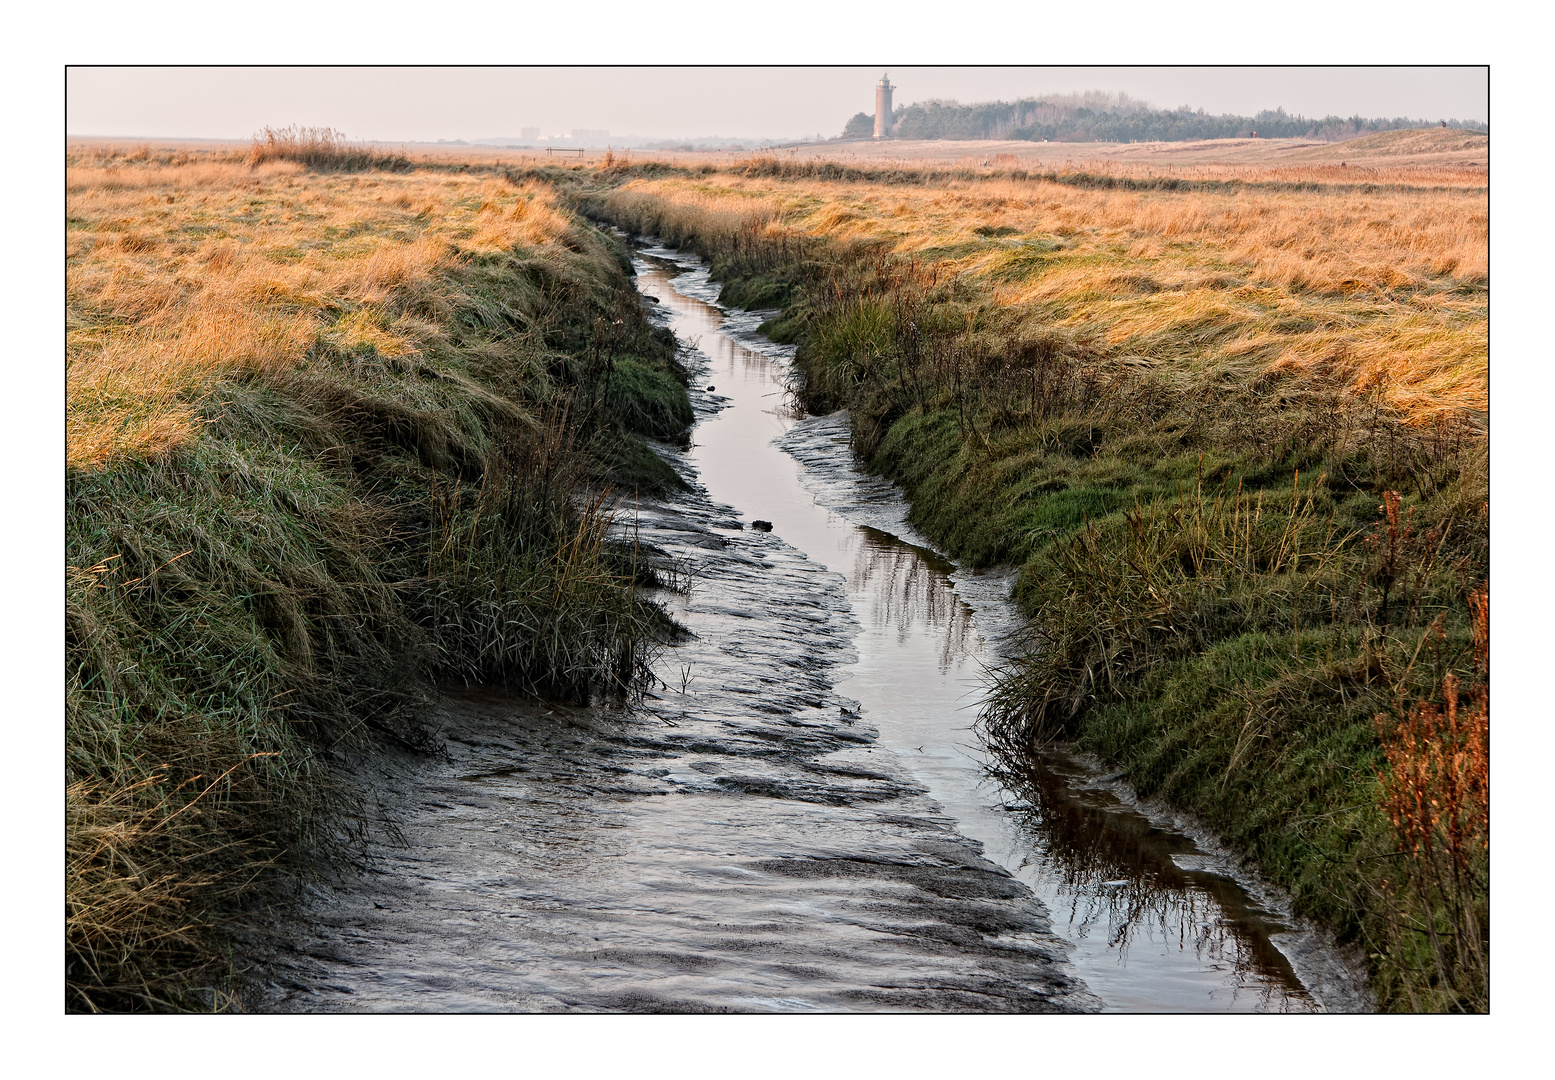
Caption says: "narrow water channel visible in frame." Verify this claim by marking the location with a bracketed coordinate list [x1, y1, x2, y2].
[247, 245, 1366, 1014]
[634, 245, 1366, 1013]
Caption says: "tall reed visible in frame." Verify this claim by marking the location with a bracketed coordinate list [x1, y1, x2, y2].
[245, 125, 412, 172]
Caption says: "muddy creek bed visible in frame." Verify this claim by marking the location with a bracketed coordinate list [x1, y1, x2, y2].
[245, 246, 1368, 1013]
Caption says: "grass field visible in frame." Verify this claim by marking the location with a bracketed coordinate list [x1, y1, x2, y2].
[69, 141, 611, 467]
[574, 136, 1489, 1010]
[770, 125, 1490, 171]
[65, 135, 691, 1010]
[63, 128, 1490, 1012]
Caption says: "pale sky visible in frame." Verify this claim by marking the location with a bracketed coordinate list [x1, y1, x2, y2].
[66, 66, 1488, 144]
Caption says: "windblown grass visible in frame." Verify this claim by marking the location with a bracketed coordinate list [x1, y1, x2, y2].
[66, 146, 691, 1010]
[586, 159, 1485, 424]
[67, 146, 582, 469]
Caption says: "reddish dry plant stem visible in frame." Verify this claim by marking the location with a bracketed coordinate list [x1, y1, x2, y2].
[1374, 578, 1488, 1009]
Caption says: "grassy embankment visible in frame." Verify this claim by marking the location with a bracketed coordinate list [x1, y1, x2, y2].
[574, 149, 1489, 1011]
[65, 132, 692, 1010]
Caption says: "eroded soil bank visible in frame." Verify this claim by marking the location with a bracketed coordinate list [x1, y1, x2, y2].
[245, 246, 1368, 1013]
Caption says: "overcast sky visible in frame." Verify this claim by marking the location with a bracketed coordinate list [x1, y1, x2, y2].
[66, 66, 1488, 144]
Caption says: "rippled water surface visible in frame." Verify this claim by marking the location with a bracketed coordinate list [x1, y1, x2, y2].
[247, 246, 1366, 1013]
[636, 250, 1363, 1012]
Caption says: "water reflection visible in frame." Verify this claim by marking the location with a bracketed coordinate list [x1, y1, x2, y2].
[851, 526, 977, 671]
[990, 751, 1314, 1010]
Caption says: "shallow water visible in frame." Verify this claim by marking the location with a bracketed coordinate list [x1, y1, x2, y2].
[246, 245, 1366, 1014]
[633, 248, 1365, 1012]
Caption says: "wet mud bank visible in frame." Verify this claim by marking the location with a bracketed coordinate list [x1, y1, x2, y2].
[245, 242, 1368, 1013]
[247, 685, 1091, 1012]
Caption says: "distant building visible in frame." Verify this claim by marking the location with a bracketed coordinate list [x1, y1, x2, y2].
[521, 127, 540, 143]
[572, 128, 610, 144]
[874, 74, 894, 139]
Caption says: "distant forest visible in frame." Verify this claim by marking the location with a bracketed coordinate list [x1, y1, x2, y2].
[838, 91, 1488, 143]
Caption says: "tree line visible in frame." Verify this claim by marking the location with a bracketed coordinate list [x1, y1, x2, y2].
[840, 96, 1487, 143]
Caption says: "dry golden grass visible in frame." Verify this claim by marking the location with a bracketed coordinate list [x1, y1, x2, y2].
[66, 147, 577, 469]
[602, 161, 1487, 422]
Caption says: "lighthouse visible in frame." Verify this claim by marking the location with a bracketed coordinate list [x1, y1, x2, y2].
[874, 74, 894, 139]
